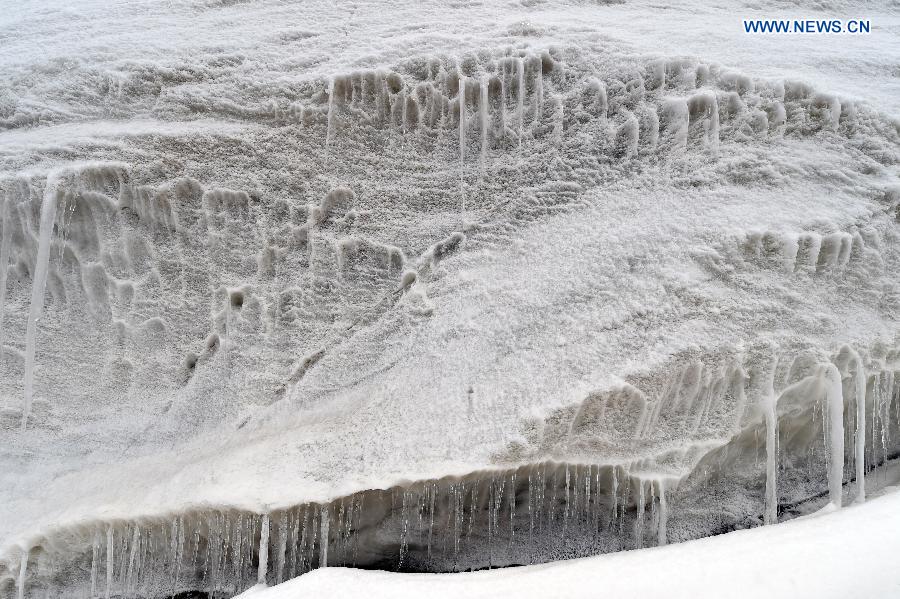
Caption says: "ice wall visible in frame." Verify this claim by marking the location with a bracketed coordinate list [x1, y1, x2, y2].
[0, 19, 898, 599]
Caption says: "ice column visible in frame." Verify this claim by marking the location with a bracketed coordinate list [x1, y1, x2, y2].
[854, 354, 866, 503]
[0, 186, 16, 364]
[319, 506, 330, 568]
[517, 57, 525, 147]
[258, 515, 270, 585]
[823, 364, 845, 508]
[499, 62, 507, 132]
[634, 480, 645, 549]
[105, 527, 114, 599]
[90, 533, 100, 597]
[458, 74, 466, 214]
[276, 516, 286, 584]
[480, 75, 489, 173]
[325, 77, 335, 159]
[16, 548, 27, 599]
[657, 480, 668, 546]
[22, 178, 59, 431]
[763, 359, 778, 525]
[126, 526, 140, 594]
[552, 95, 564, 145]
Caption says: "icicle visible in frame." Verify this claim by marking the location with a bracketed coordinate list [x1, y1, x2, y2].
[533, 59, 543, 125]
[552, 94, 564, 146]
[466, 484, 477, 546]
[609, 466, 618, 530]
[880, 373, 890, 475]
[125, 526, 140, 598]
[21, 178, 59, 431]
[732, 365, 749, 431]
[173, 518, 184, 598]
[257, 514, 270, 585]
[288, 509, 300, 579]
[517, 57, 525, 148]
[16, 547, 27, 599]
[309, 508, 319, 574]
[427, 482, 436, 558]
[208, 514, 220, 596]
[509, 472, 517, 546]
[499, 61, 507, 132]
[480, 75, 489, 174]
[873, 374, 882, 484]
[527, 473, 535, 552]
[542, 468, 559, 534]
[401, 90, 408, 135]
[276, 513, 286, 584]
[854, 354, 866, 503]
[451, 483, 461, 565]
[634, 479, 645, 549]
[657, 480, 668, 546]
[823, 364, 845, 508]
[319, 506, 329, 568]
[297, 510, 309, 576]
[583, 468, 591, 524]
[325, 78, 335, 159]
[619, 477, 631, 540]
[458, 74, 466, 215]
[105, 527, 114, 599]
[399, 492, 410, 569]
[764, 357, 778, 525]
[91, 531, 100, 597]
[223, 296, 232, 377]
[592, 466, 601, 538]
[0, 186, 16, 366]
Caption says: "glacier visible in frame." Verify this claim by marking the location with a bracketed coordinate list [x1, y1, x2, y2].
[0, 0, 899, 597]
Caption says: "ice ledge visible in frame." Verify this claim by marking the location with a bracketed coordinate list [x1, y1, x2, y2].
[239, 486, 900, 599]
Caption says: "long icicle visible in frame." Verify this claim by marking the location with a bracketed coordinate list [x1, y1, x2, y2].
[480, 74, 489, 175]
[0, 184, 17, 368]
[258, 514, 270, 585]
[517, 57, 525, 150]
[22, 176, 59, 431]
[823, 364, 845, 509]
[16, 547, 27, 599]
[105, 526, 114, 599]
[657, 479, 668, 546]
[319, 505, 329, 568]
[854, 353, 867, 503]
[763, 355, 779, 525]
[634, 479, 645, 549]
[325, 77, 335, 161]
[458, 72, 466, 216]
[90, 531, 100, 597]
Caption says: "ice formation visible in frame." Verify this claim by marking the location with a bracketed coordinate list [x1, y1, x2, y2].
[0, 0, 899, 597]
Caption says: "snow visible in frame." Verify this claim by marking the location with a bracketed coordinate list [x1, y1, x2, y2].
[234, 488, 900, 599]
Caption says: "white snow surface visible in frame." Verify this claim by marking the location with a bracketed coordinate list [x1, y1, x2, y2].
[236, 488, 900, 599]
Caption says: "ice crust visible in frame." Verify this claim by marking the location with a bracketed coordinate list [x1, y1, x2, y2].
[0, 0, 899, 597]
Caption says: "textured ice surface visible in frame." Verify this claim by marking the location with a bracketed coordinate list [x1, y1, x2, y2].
[0, 0, 899, 597]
